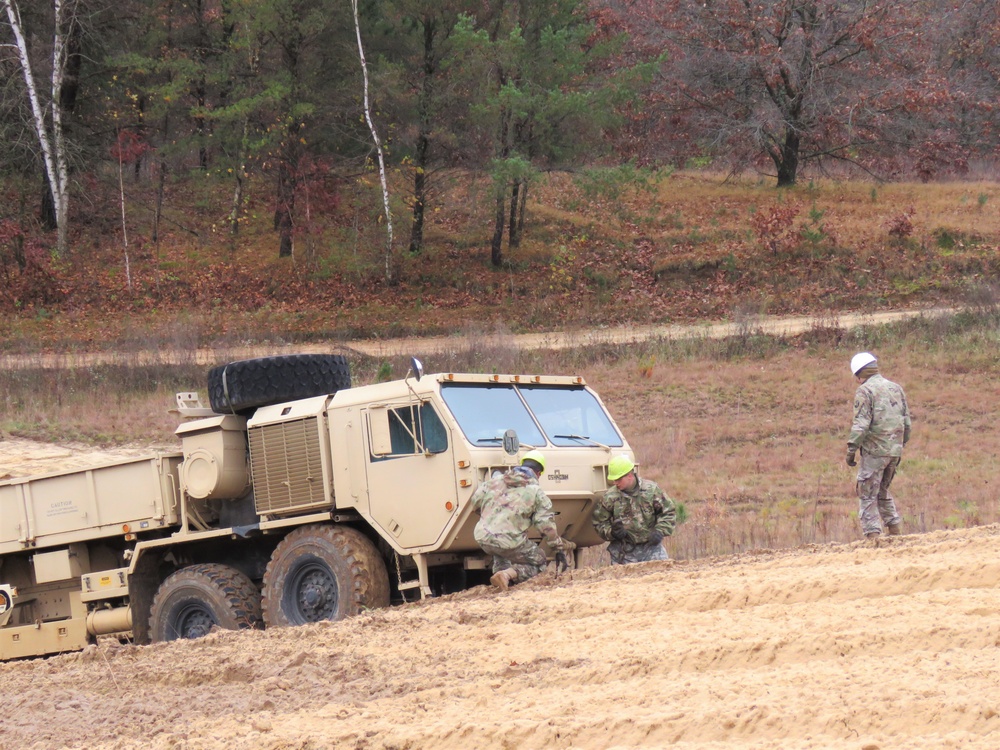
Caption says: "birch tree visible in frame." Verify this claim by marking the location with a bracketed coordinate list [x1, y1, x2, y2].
[351, 0, 395, 284]
[2, 0, 76, 255]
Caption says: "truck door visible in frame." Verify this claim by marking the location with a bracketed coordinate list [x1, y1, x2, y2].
[364, 401, 457, 550]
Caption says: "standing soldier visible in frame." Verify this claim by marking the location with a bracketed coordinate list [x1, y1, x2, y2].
[593, 455, 677, 565]
[470, 450, 575, 590]
[846, 352, 911, 540]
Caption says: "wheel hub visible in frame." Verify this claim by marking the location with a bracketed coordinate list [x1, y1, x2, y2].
[178, 607, 215, 639]
[295, 565, 338, 621]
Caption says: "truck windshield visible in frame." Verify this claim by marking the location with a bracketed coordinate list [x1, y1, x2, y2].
[440, 383, 546, 446]
[518, 384, 624, 447]
[440, 382, 623, 448]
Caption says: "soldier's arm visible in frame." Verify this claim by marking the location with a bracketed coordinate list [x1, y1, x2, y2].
[469, 483, 488, 513]
[592, 493, 614, 540]
[652, 487, 677, 538]
[847, 388, 873, 450]
[531, 488, 560, 542]
[902, 389, 912, 445]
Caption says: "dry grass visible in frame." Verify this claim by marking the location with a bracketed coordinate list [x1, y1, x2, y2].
[4, 309, 1000, 561]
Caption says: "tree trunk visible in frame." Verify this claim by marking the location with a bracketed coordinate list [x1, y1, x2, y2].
[41, 173, 57, 230]
[490, 100, 511, 267]
[517, 180, 528, 235]
[409, 160, 426, 255]
[5, 0, 73, 255]
[154, 159, 166, 246]
[491, 193, 505, 266]
[228, 118, 248, 251]
[196, 76, 209, 170]
[508, 182, 521, 249]
[775, 129, 800, 187]
[351, 0, 394, 283]
[275, 160, 295, 258]
[408, 15, 435, 256]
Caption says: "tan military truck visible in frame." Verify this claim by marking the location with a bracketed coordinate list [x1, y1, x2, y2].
[0, 354, 633, 660]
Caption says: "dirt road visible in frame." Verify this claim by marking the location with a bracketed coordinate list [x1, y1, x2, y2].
[0, 307, 952, 369]
[1, 524, 998, 749]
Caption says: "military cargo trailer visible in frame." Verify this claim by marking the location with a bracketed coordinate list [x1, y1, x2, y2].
[0, 366, 632, 661]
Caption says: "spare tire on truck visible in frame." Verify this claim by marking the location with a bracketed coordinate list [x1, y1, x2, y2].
[208, 353, 351, 414]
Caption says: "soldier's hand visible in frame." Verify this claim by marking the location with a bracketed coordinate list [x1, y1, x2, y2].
[647, 531, 664, 546]
[846, 449, 857, 467]
[555, 538, 576, 552]
[610, 520, 627, 541]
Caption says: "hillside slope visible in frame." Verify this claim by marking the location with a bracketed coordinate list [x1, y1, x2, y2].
[2, 525, 999, 750]
[3, 174, 997, 349]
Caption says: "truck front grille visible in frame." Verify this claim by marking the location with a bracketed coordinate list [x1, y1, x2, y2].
[248, 417, 326, 514]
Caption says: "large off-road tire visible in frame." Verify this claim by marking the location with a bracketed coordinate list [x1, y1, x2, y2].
[207, 354, 351, 414]
[262, 524, 390, 628]
[149, 564, 262, 642]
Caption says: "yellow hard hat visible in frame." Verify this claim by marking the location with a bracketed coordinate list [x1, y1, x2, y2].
[607, 454, 635, 481]
[521, 450, 546, 473]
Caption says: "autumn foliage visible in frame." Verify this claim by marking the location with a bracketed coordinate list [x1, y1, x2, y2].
[1, 170, 998, 351]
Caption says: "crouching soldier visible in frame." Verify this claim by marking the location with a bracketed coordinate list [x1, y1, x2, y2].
[471, 450, 575, 590]
[594, 455, 677, 565]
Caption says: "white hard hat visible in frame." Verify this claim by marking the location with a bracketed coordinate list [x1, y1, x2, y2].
[850, 352, 877, 375]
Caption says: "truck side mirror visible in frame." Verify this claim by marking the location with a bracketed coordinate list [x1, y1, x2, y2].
[409, 357, 424, 382]
[502, 429, 519, 456]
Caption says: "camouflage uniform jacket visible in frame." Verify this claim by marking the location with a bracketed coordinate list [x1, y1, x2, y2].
[848, 373, 911, 457]
[593, 477, 677, 544]
[470, 467, 558, 551]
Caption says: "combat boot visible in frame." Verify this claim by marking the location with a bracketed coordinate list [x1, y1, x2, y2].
[865, 532, 880, 541]
[490, 569, 518, 590]
[887, 524, 902, 536]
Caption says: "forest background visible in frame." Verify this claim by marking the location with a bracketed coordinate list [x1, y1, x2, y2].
[1, 0, 998, 332]
[3, 0, 1000, 559]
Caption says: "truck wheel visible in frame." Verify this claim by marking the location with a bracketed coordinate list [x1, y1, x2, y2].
[207, 354, 351, 414]
[262, 525, 390, 628]
[149, 564, 262, 642]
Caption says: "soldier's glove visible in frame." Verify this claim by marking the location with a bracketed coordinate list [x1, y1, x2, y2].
[647, 531, 664, 546]
[610, 520, 627, 541]
[846, 449, 857, 467]
[553, 538, 576, 552]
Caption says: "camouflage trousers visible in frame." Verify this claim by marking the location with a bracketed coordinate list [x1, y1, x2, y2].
[608, 539, 669, 566]
[856, 454, 902, 536]
[480, 539, 548, 583]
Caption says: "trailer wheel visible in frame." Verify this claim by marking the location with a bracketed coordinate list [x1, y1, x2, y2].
[207, 354, 352, 414]
[149, 564, 262, 642]
[262, 525, 390, 628]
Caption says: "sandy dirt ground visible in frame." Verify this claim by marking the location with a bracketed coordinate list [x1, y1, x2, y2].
[2, 440, 1000, 750]
[0, 437, 169, 480]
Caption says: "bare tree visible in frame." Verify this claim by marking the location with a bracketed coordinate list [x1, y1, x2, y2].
[2, 0, 76, 254]
[611, 0, 930, 186]
[351, 0, 395, 284]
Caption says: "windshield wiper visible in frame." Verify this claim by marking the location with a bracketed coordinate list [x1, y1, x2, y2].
[554, 433, 610, 448]
[476, 437, 504, 444]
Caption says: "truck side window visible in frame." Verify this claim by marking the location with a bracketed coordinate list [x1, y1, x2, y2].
[372, 402, 448, 457]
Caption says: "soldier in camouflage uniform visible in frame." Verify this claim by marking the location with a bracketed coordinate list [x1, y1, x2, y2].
[846, 352, 911, 540]
[470, 450, 574, 590]
[593, 455, 677, 565]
